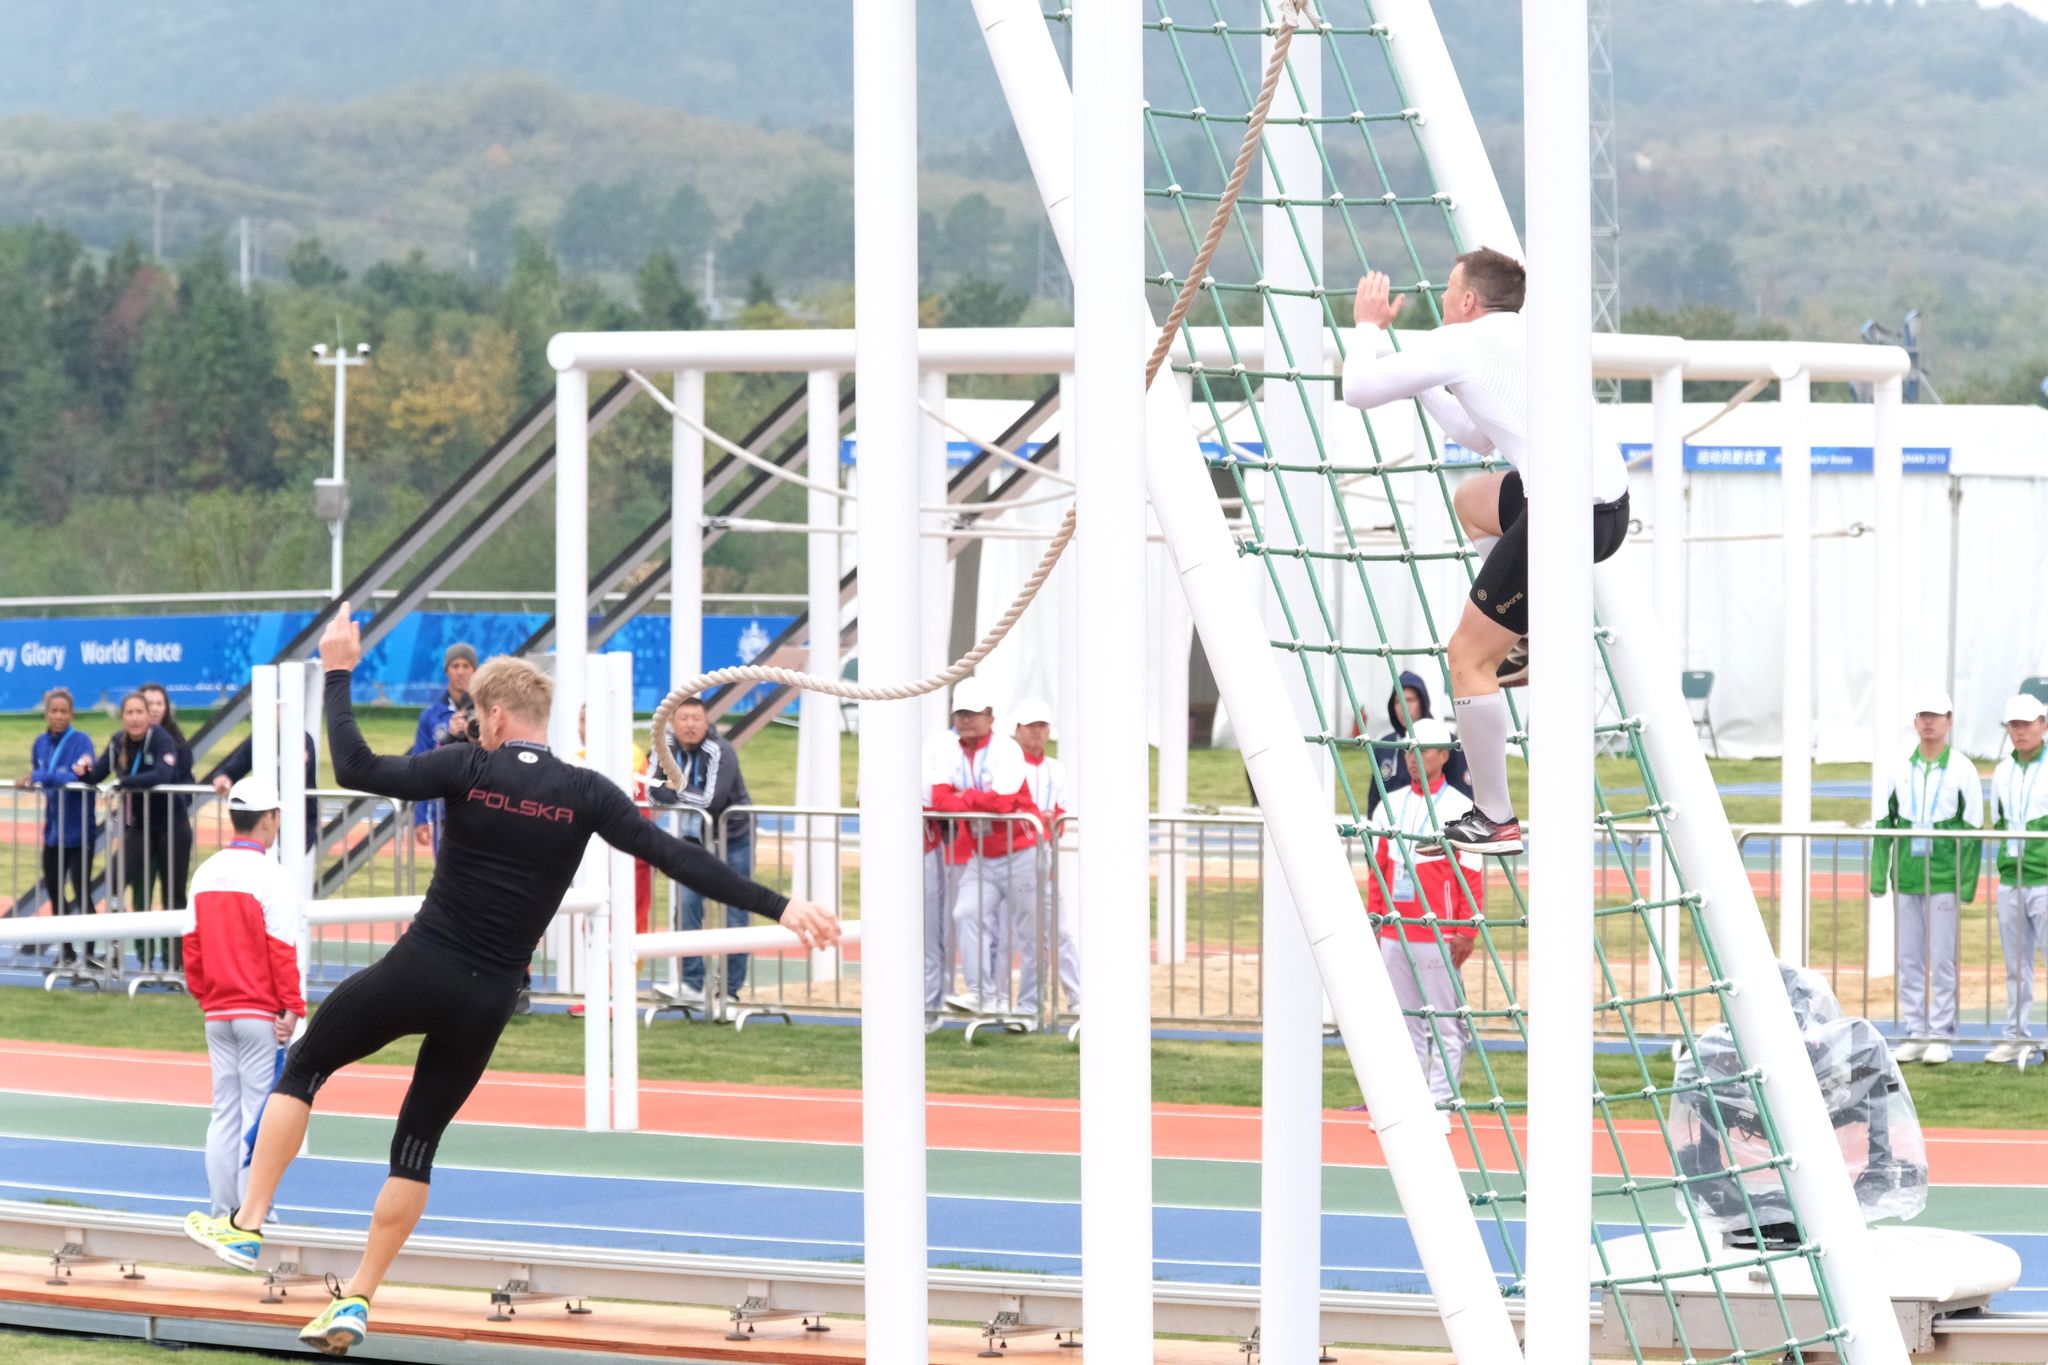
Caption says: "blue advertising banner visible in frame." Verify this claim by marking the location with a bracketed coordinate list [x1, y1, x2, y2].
[0, 611, 797, 715]
[1617, 442, 1951, 473]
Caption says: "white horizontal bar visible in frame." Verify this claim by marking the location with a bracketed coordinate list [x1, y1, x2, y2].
[0, 909, 191, 947]
[633, 920, 862, 961]
[546, 326, 1910, 386]
[0, 589, 809, 611]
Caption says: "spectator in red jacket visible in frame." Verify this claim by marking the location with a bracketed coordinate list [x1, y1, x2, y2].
[183, 777, 305, 1218]
[927, 677, 1041, 1016]
[1365, 717, 1485, 1103]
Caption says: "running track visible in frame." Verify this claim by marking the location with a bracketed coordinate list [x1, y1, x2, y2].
[2, 1042, 2045, 1309]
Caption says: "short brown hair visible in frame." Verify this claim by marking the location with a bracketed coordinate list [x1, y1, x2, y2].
[471, 656, 554, 728]
[1454, 247, 1526, 313]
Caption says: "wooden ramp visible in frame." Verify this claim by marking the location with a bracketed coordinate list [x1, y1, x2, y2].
[0, 1252, 1447, 1364]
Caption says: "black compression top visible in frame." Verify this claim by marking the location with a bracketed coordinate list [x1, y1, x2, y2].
[326, 670, 787, 977]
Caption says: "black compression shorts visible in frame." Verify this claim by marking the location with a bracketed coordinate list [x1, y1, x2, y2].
[1468, 470, 1630, 637]
[277, 933, 517, 1182]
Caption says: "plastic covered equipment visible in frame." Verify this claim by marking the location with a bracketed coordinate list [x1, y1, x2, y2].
[1671, 963, 1927, 1248]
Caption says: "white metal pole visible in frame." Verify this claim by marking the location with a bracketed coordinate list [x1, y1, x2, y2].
[1155, 567, 1190, 966]
[1649, 364, 1685, 970]
[276, 664, 309, 1003]
[672, 371, 706, 691]
[1072, 0, 1153, 1356]
[1258, 24, 1326, 1359]
[976, 3, 1522, 1354]
[854, 1, 930, 1355]
[553, 368, 590, 756]
[799, 372, 845, 913]
[1055, 371, 1084, 808]
[606, 653, 640, 1131]
[919, 371, 952, 738]
[580, 653, 613, 1133]
[1372, 0, 1522, 258]
[1523, 3, 1595, 1359]
[1868, 377, 1904, 979]
[1779, 368, 1813, 964]
[1594, 570, 1910, 1364]
[331, 358, 348, 600]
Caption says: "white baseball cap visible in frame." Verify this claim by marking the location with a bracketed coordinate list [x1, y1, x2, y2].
[227, 775, 282, 812]
[1909, 690, 1954, 717]
[950, 677, 996, 717]
[2004, 694, 2048, 724]
[1011, 697, 1054, 728]
[1409, 717, 1455, 747]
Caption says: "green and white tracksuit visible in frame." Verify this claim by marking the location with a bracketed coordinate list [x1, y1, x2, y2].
[1872, 746, 1982, 1041]
[1991, 747, 2048, 1041]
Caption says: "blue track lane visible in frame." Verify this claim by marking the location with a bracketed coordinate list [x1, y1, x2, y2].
[3, 1134, 2044, 1310]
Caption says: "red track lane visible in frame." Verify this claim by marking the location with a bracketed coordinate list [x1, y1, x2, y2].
[2, 1040, 2042, 1187]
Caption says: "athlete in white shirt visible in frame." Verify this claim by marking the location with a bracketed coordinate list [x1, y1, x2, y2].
[1341, 248, 1631, 855]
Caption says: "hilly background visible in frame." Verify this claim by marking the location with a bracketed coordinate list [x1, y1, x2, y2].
[2, 0, 2044, 390]
[0, 0, 2043, 602]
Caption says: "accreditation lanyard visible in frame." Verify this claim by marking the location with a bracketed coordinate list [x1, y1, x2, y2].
[122, 737, 150, 822]
[1387, 785, 1443, 904]
[956, 740, 992, 836]
[1907, 749, 1949, 857]
[2005, 755, 2043, 861]
[227, 839, 269, 855]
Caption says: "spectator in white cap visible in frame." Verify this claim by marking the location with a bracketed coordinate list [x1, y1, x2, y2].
[1011, 698, 1080, 1017]
[927, 677, 1042, 1016]
[1989, 693, 2048, 1065]
[182, 776, 305, 1218]
[1363, 716, 1486, 1103]
[1871, 690, 1981, 1065]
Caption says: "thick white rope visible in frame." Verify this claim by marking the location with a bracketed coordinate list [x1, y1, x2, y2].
[918, 400, 1076, 487]
[653, 4, 1309, 783]
[624, 368, 855, 501]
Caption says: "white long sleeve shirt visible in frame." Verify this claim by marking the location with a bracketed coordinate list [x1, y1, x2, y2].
[1340, 310, 1630, 504]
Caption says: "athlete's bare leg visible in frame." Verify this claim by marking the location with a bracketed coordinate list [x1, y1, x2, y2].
[345, 1177, 429, 1301]
[233, 1093, 310, 1228]
[1453, 471, 1508, 541]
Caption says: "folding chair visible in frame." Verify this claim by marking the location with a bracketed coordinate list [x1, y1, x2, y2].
[1682, 670, 1719, 758]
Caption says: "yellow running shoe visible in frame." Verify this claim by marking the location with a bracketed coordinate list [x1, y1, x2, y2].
[300, 1277, 371, 1356]
[182, 1210, 262, 1271]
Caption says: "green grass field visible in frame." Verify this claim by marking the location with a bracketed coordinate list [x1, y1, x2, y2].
[1, 705, 1882, 824]
[1, 986, 2042, 1130]
[0, 1335, 293, 1365]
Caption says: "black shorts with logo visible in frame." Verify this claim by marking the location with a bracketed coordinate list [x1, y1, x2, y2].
[1468, 470, 1630, 638]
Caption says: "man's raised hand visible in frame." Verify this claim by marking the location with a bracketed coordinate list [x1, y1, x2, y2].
[781, 900, 843, 951]
[1353, 271, 1406, 329]
[319, 603, 364, 673]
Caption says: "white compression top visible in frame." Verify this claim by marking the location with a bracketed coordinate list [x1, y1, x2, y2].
[1340, 310, 1630, 504]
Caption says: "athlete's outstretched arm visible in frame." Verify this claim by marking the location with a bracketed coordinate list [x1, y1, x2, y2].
[588, 778, 841, 948]
[319, 605, 475, 802]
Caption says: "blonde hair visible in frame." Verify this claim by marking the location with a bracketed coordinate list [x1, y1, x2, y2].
[470, 656, 554, 728]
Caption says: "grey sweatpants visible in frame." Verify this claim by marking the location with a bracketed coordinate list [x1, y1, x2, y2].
[954, 847, 1039, 1010]
[1015, 850, 1081, 1016]
[1896, 892, 1959, 1040]
[1381, 935, 1469, 1104]
[1997, 884, 2048, 1040]
[205, 1017, 280, 1217]
[924, 847, 954, 1014]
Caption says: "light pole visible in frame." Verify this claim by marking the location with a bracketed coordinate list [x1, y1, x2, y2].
[311, 341, 369, 601]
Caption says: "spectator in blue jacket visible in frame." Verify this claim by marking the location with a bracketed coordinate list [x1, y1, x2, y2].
[26, 688, 99, 967]
[409, 642, 476, 851]
[648, 697, 755, 1004]
[1365, 671, 1472, 819]
[75, 691, 188, 970]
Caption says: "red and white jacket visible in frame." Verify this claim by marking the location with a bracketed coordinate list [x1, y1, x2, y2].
[183, 841, 306, 1023]
[1021, 749, 1067, 837]
[1365, 778, 1485, 942]
[925, 732, 1042, 864]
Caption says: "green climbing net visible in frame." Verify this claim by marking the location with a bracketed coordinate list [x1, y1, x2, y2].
[1042, 1, 1863, 1358]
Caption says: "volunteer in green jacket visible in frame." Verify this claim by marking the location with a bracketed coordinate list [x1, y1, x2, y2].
[1989, 693, 2048, 1065]
[1871, 691, 1982, 1065]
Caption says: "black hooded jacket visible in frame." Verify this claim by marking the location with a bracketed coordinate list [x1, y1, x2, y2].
[1365, 670, 1472, 818]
